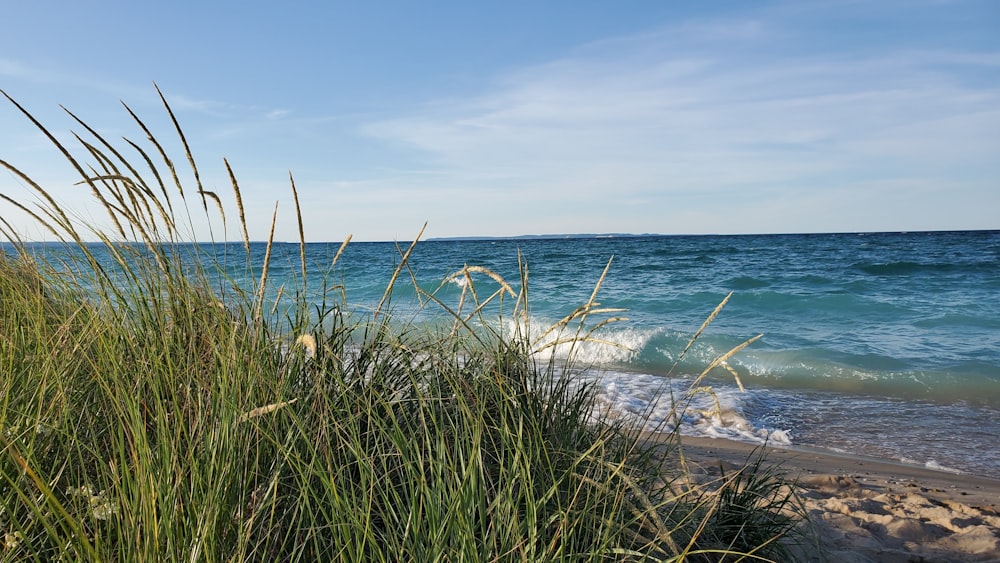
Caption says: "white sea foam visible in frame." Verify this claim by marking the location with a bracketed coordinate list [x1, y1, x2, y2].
[924, 460, 963, 475]
[898, 456, 963, 474]
[496, 315, 793, 446]
[503, 316, 660, 365]
[576, 370, 792, 446]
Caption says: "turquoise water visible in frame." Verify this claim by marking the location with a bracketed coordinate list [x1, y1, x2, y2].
[9, 231, 1000, 477]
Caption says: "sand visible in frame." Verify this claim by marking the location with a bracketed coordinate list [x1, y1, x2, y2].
[658, 436, 1000, 562]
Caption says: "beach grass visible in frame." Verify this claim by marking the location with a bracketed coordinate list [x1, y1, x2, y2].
[0, 87, 805, 561]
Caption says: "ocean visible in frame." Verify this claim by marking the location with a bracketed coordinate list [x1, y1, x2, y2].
[11, 230, 1000, 477]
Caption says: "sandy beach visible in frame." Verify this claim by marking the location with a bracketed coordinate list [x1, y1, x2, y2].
[665, 436, 1000, 562]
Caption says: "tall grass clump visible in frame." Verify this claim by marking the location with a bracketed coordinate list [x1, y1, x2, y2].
[0, 87, 805, 561]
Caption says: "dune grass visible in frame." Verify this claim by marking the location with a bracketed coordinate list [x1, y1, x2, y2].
[0, 87, 805, 561]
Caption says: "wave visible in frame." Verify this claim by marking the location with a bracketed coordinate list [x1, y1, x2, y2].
[526, 323, 1000, 408]
[723, 275, 770, 290]
[853, 259, 996, 277]
[577, 370, 792, 446]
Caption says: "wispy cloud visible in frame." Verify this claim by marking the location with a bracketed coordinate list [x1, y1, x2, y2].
[0, 58, 29, 77]
[361, 8, 999, 234]
[0, 57, 67, 83]
[266, 109, 290, 120]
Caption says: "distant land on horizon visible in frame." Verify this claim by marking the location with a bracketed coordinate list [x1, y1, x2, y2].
[425, 233, 660, 241]
[423, 229, 997, 242]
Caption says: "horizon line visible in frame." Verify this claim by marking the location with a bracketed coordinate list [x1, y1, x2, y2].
[6, 228, 998, 246]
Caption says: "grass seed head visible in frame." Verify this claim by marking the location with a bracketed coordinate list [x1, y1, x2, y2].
[295, 333, 317, 358]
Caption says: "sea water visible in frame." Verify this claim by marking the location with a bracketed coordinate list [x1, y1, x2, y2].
[9, 231, 1000, 477]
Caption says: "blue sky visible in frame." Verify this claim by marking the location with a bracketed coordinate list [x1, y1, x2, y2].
[1, 0, 997, 242]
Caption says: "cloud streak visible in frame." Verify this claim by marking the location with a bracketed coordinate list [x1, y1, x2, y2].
[361, 10, 1000, 235]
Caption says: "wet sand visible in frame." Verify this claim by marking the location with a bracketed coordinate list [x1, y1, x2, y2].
[656, 435, 1000, 562]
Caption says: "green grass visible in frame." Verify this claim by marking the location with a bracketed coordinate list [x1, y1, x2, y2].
[1, 87, 806, 562]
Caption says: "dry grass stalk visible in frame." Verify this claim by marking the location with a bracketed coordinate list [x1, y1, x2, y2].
[201, 189, 226, 229]
[444, 265, 517, 298]
[62, 106, 175, 232]
[552, 258, 616, 359]
[224, 158, 251, 255]
[255, 202, 279, 321]
[721, 362, 746, 393]
[155, 85, 207, 213]
[64, 109, 177, 242]
[432, 265, 519, 333]
[88, 181, 132, 240]
[83, 174, 146, 238]
[120, 136, 177, 223]
[677, 291, 733, 370]
[78, 170, 171, 274]
[331, 234, 352, 268]
[689, 333, 763, 391]
[120, 102, 185, 203]
[0, 189, 63, 241]
[74, 139, 135, 239]
[0, 151, 112, 290]
[240, 399, 299, 422]
[269, 284, 286, 317]
[374, 222, 426, 321]
[0, 214, 22, 243]
[289, 172, 307, 285]
[0, 90, 90, 245]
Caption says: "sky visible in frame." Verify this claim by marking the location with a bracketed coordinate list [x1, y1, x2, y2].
[1, 0, 998, 242]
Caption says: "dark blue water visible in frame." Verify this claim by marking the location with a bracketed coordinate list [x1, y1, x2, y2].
[7, 231, 1000, 476]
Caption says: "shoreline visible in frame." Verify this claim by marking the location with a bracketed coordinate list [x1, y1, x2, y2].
[653, 434, 1000, 561]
